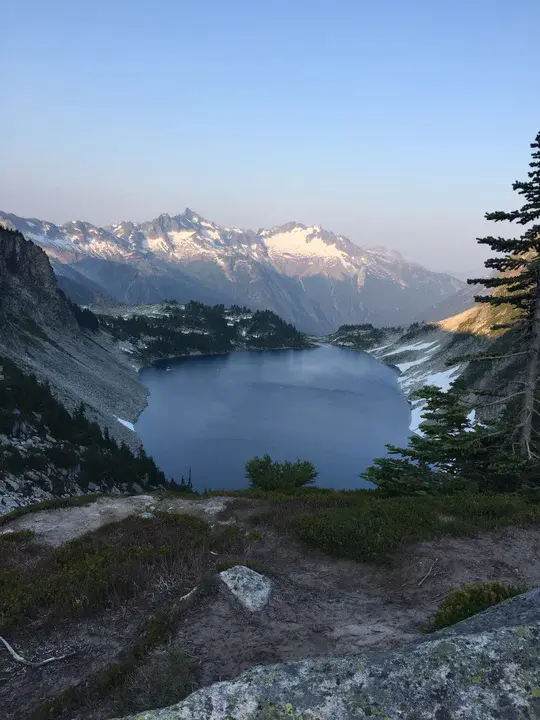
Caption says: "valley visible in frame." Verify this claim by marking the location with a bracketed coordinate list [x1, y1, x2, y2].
[0, 0, 540, 720]
[1, 205, 539, 720]
[3, 4, 539, 716]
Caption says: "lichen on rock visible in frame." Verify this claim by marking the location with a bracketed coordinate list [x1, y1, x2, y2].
[116, 588, 540, 719]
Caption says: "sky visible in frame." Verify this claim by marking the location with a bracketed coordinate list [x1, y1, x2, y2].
[1, 0, 539, 276]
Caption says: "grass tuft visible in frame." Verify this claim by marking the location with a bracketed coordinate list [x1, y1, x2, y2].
[424, 581, 528, 632]
[0, 512, 248, 634]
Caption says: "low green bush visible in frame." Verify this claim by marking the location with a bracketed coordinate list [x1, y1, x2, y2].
[0, 529, 35, 543]
[0, 512, 226, 633]
[245, 455, 318, 492]
[425, 581, 528, 632]
[292, 492, 540, 563]
[294, 497, 437, 562]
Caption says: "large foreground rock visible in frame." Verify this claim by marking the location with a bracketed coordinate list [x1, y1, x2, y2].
[117, 588, 540, 719]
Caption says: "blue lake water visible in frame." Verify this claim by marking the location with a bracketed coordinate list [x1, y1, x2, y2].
[136, 345, 411, 491]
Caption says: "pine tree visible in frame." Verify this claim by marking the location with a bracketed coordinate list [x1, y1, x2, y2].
[468, 131, 540, 459]
[362, 381, 520, 495]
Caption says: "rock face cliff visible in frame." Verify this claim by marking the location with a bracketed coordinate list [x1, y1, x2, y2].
[117, 587, 540, 720]
[0, 227, 77, 334]
[0, 228, 150, 465]
[0, 229, 171, 511]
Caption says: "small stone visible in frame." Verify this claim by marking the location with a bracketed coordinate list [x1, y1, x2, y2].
[138, 512, 154, 520]
[219, 565, 272, 612]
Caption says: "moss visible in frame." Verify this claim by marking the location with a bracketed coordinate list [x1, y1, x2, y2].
[425, 582, 528, 632]
[513, 627, 532, 638]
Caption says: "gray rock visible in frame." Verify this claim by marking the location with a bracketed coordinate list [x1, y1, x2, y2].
[219, 565, 272, 612]
[115, 588, 540, 719]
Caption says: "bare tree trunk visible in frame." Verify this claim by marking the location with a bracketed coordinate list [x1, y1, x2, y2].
[520, 279, 540, 458]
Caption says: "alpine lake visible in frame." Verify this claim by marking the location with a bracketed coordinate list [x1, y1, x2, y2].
[136, 345, 411, 491]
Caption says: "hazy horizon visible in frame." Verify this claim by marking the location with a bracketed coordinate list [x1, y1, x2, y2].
[2, 0, 539, 276]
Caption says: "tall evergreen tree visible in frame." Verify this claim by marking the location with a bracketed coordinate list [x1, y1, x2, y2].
[468, 130, 540, 459]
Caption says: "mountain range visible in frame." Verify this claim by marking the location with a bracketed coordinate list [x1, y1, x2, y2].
[0, 209, 472, 333]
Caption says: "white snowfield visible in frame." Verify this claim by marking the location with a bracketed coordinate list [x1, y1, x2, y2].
[116, 417, 136, 432]
[2, 209, 453, 292]
[373, 332, 469, 434]
[381, 340, 439, 357]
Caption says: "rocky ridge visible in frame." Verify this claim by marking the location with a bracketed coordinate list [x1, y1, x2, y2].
[0, 209, 470, 334]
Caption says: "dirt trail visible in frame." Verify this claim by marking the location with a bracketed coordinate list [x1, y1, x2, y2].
[2, 495, 540, 719]
[173, 517, 540, 686]
[0, 495, 232, 547]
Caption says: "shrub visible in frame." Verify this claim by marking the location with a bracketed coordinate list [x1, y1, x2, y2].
[291, 492, 540, 563]
[0, 513, 213, 632]
[245, 455, 318, 493]
[0, 494, 103, 527]
[294, 497, 437, 563]
[115, 647, 198, 714]
[0, 529, 35, 543]
[425, 581, 528, 632]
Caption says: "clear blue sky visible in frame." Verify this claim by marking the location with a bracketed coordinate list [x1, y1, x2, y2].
[1, 0, 539, 274]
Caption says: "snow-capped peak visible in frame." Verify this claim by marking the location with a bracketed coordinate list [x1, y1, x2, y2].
[0, 207, 469, 334]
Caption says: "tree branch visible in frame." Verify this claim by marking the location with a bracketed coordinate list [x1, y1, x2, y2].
[0, 636, 74, 667]
[480, 391, 525, 406]
[418, 559, 439, 587]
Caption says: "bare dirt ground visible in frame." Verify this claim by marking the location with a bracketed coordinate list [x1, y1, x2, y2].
[0, 495, 232, 547]
[2, 495, 540, 720]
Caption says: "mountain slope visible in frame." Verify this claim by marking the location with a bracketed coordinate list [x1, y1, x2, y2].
[0, 210, 467, 333]
[0, 228, 175, 511]
[0, 227, 149, 445]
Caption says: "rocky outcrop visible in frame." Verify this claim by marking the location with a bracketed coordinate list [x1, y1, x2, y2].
[116, 587, 540, 719]
[0, 227, 77, 332]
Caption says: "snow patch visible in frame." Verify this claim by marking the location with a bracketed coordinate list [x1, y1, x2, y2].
[264, 227, 346, 261]
[409, 400, 426, 434]
[116, 417, 136, 432]
[423, 366, 462, 392]
[383, 341, 439, 357]
[396, 356, 433, 372]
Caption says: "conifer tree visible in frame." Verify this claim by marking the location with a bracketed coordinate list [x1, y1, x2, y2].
[468, 131, 540, 459]
[362, 381, 520, 495]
